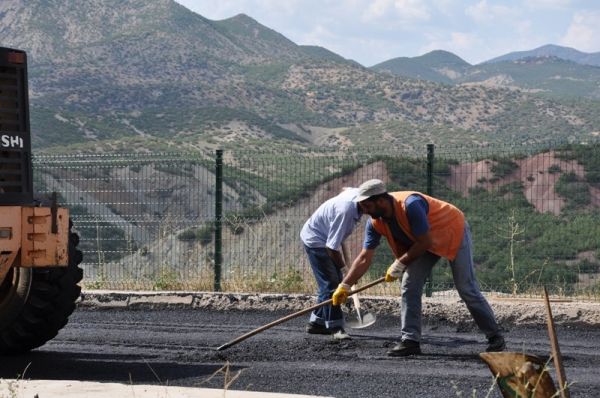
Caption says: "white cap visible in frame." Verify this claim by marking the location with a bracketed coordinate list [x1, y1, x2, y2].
[353, 179, 387, 202]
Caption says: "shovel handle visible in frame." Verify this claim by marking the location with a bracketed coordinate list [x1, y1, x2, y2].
[216, 276, 385, 351]
[544, 286, 570, 398]
[341, 243, 362, 311]
[341, 242, 351, 269]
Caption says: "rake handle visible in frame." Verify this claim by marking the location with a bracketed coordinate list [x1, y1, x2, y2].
[216, 276, 385, 351]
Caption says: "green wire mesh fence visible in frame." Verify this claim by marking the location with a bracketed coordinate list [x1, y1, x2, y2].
[33, 141, 600, 299]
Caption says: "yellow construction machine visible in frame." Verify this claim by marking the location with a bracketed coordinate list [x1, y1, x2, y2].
[0, 47, 82, 354]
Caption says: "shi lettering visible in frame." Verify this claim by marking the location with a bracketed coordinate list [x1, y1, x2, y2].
[0, 135, 23, 148]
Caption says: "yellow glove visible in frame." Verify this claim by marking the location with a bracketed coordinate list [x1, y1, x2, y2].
[332, 283, 351, 306]
[385, 259, 407, 282]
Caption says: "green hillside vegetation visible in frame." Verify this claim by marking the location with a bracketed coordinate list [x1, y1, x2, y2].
[556, 143, 600, 186]
[371, 50, 471, 84]
[461, 57, 600, 99]
[341, 109, 600, 148]
[412, 50, 470, 69]
[342, 120, 491, 148]
[299, 45, 358, 65]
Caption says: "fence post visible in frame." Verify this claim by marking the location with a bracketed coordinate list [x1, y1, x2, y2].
[214, 149, 223, 292]
[425, 144, 434, 297]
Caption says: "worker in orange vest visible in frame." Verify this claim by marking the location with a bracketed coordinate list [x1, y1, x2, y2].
[332, 179, 505, 356]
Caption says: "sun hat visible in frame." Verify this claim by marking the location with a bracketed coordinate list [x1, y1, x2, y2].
[353, 179, 387, 202]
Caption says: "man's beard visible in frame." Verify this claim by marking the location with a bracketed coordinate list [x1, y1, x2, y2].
[370, 208, 386, 218]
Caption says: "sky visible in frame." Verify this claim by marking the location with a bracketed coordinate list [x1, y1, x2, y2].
[173, 0, 600, 66]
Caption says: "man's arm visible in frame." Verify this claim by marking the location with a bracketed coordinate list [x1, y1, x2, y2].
[385, 232, 432, 281]
[396, 230, 433, 266]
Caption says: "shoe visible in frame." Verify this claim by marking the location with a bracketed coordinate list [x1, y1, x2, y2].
[332, 328, 351, 341]
[387, 339, 421, 357]
[486, 335, 506, 352]
[305, 322, 333, 335]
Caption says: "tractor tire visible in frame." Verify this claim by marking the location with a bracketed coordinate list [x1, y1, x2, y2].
[0, 225, 83, 354]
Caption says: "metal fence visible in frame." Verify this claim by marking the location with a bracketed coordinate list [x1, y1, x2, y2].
[33, 141, 600, 299]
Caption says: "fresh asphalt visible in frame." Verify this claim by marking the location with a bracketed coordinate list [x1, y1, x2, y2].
[2, 308, 599, 397]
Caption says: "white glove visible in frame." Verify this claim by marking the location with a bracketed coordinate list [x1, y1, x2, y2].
[385, 259, 407, 282]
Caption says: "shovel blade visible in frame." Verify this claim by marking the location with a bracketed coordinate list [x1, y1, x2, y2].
[346, 311, 376, 329]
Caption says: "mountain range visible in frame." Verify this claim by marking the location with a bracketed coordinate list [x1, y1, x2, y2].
[1, 0, 599, 152]
[372, 46, 600, 100]
[484, 44, 600, 66]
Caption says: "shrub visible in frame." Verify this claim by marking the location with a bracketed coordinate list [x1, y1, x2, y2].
[548, 164, 561, 174]
[491, 158, 519, 178]
[177, 225, 214, 245]
[555, 172, 590, 208]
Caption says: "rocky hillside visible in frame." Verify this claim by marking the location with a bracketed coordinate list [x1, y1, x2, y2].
[1, 0, 599, 152]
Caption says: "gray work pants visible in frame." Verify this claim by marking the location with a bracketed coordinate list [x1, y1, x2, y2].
[400, 222, 500, 342]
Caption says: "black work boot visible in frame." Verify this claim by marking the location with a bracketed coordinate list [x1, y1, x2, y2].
[387, 339, 422, 357]
[305, 322, 333, 335]
[486, 334, 506, 352]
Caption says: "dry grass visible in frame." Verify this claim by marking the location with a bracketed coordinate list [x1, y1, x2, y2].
[0, 363, 31, 398]
[81, 266, 402, 298]
[197, 361, 243, 393]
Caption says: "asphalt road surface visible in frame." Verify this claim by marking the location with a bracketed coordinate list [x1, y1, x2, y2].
[2, 308, 599, 397]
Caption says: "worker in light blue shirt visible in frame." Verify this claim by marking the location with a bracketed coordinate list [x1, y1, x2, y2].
[300, 187, 362, 337]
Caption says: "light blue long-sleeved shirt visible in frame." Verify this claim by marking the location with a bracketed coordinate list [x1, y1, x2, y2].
[300, 188, 362, 250]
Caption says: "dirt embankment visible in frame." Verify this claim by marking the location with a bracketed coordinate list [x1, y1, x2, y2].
[447, 150, 600, 215]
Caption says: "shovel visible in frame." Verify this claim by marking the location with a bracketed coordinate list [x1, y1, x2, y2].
[346, 287, 377, 328]
[342, 243, 377, 329]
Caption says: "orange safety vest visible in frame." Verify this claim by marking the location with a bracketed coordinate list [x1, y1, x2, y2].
[370, 191, 465, 260]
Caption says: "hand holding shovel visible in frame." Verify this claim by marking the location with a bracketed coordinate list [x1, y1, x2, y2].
[341, 243, 377, 329]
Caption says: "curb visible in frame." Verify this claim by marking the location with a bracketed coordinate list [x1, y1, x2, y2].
[78, 290, 600, 328]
